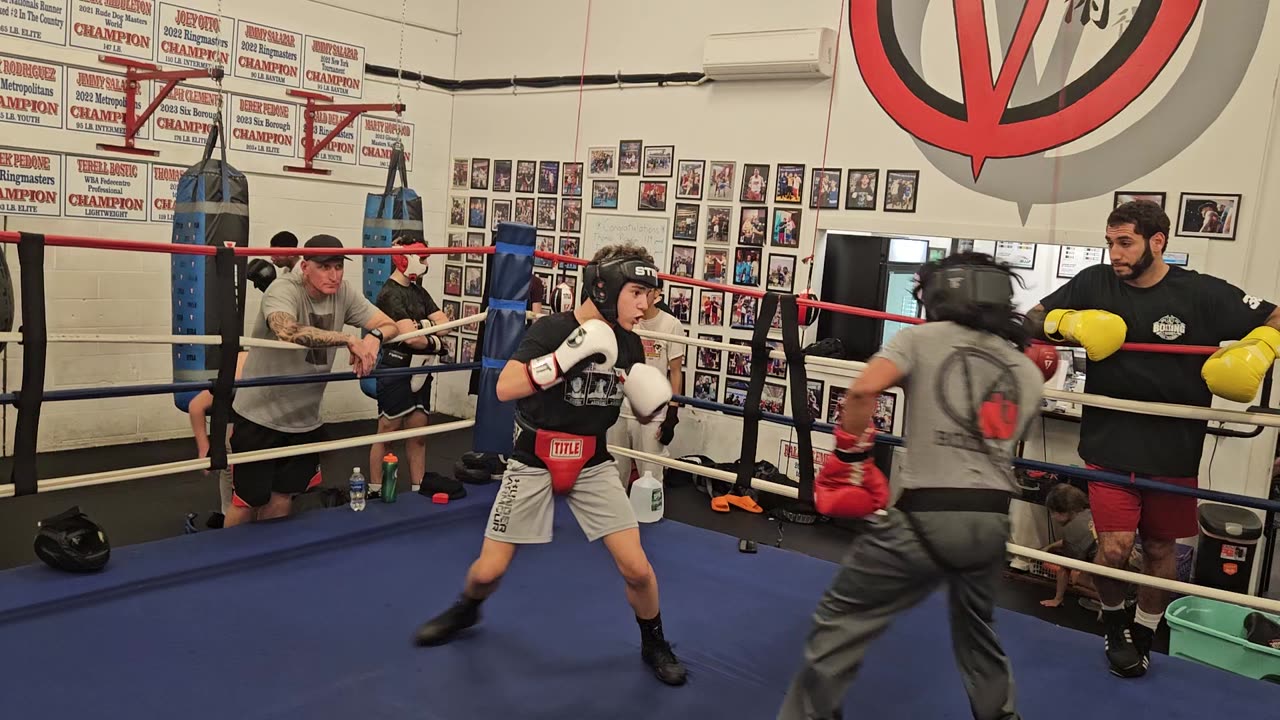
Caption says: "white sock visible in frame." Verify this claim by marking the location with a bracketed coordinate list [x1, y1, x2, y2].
[1101, 602, 1125, 612]
[1135, 608, 1163, 631]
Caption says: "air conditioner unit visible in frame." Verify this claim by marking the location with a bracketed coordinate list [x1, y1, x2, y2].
[702, 28, 836, 82]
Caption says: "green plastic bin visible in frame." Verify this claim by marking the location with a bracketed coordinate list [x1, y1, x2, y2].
[1167, 595, 1280, 682]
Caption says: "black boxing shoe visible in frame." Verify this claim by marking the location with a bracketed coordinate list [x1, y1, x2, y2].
[413, 596, 480, 647]
[642, 641, 688, 686]
[1131, 622, 1155, 674]
[1102, 608, 1145, 678]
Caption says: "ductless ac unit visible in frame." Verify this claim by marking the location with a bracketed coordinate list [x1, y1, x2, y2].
[702, 28, 836, 82]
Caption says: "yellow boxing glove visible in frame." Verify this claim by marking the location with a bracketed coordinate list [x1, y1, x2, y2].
[1043, 309, 1128, 361]
[1201, 326, 1280, 403]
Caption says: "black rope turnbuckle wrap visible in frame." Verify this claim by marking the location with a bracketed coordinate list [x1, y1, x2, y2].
[10, 232, 48, 496]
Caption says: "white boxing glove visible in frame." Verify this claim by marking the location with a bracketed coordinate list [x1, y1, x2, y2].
[526, 319, 618, 390]
[622, 363, 672, 421]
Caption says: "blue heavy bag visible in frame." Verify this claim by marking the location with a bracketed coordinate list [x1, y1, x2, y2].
[171, 119, 249, 412]
[360, 144, 421, 399]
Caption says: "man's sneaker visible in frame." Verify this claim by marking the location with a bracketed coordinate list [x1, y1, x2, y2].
[1131, 622, 1155, 674]
[1102, 608, 1145, 678]
[642, 641, 688, 686]
[413, 598, 480, 647]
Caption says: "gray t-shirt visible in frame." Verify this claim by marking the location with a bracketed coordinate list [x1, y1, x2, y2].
[1059, 509, 1098, 561]
[875, 322, 1045, 493]
[233, 272, 377, 432]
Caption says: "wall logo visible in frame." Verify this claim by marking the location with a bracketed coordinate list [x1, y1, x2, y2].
[848, 0, 1267, 212]
[1153, 314, 1186, 341]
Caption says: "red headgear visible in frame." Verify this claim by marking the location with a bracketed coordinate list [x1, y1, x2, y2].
[392, 242, 429, 280]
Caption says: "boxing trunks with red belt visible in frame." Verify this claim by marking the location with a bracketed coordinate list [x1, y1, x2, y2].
[514, 414, 607, 495]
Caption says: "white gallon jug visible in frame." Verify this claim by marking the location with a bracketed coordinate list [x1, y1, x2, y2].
[630, 471, 664, 523]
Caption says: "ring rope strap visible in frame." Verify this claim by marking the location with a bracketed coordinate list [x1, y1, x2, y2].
[631, 327, 1280, 431]
[208, 245, 239, 472]
[610, 445, 1280, 615]
[10, 232, 48, 497]
[778, 294, 816, 506]
[735, 293, 778, 492]
[0, 419, 476, 498]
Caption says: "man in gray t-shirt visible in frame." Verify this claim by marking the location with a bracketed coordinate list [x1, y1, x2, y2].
[226, 234, 399, 527]
[779, 254, 1047, 720]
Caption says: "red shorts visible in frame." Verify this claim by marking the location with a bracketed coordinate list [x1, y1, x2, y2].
[1086, 465, 1199, 541]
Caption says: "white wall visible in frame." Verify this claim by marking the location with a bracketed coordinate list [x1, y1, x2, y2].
[1, 0, 459, 452]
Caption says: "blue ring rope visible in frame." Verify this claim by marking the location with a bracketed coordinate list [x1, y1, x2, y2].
[672, 394, 1280, 515]
[0, 363, 480, 405]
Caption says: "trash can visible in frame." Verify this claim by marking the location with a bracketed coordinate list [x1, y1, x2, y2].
[1193, 503, 1263, 594]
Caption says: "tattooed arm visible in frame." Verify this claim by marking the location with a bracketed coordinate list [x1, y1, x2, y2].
[267, 311, 358, 348]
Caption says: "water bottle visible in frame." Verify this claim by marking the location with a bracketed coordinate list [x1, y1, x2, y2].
[349, 467, 367, 511]
[630, 471, 664, 523]
[381, 453, 399, 503]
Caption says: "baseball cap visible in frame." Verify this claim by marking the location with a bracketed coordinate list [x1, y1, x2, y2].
[304, 234, 351, 264]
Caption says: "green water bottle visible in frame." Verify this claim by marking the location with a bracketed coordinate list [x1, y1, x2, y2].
[381, 452, 399, 503]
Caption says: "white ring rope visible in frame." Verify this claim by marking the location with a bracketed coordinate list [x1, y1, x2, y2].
[612, 446, 1280, 615]
[0, 312, 487, 352]
[0, 419, 475, 499]
[631, 327, 1280, 430]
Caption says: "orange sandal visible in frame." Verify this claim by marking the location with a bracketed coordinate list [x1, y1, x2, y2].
[710, 495, 731, 513]
[725, 494, 763, 514]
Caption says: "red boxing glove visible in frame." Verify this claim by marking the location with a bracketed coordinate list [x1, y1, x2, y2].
[814, 427, 890, 518]
[1025, 343, 1059, 382]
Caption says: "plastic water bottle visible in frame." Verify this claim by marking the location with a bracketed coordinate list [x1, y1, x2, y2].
[630, 471, 664, 523]
[349, 467, 367, 511]
[381, 453, 399, 503]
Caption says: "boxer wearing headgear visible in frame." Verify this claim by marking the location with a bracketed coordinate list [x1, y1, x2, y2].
[370, 236, 452, 494]
[413, 243, 688, 687]
[1025, 199, 1280, 679]
[778, 252, 1046, 720]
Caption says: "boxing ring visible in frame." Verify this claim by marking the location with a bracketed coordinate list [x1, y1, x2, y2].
[0, 226, 1279, 719]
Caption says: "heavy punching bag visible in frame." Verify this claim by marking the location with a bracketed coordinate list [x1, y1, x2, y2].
[170, 119, 249, 412]
[360, 143, 422, 399]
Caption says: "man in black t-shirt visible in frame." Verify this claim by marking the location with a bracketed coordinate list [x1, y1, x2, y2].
[1029, 200, 1280, 679]
[412, 244, 689, 687]
[369, 237, 452, 492]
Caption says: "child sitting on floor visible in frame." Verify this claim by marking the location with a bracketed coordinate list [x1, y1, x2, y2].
[1039, 483, 1141, 610]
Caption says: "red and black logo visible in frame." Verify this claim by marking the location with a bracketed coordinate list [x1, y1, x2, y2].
[850, 0, 1202, 178]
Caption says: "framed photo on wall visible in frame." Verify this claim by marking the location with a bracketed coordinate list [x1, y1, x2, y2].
[846, 169, 878, 210]
[643, 145, 674, 177]
[673, 203, 700, 240]
[994, 241, 1036, 270]
[741, 164, 770, 203]
[738, 207, 768, 246]
[676, 159, 705, 199]
[588, 147, 616, 177]
[591, 180, 619, 209]
[731, 295, 758, 329]
[514, 197, 535, 225]
[618, 140, 643, 175]
[698, 290, 724, 327]
[638, 181, 668, 211]
[515, 161, 536, 193]
[470, 158, 490, 190]
[703, 248, 728, 284]
[775, 163, 805, 204]
[535, 197, 557, 230]
[1176, 192, 1241, 240]
[467, 197, 487, 228]
[451, 158, 469, 190]
[538, 161, 560, 194]
[767, 253, 796, 293]
[493, 160, 512, 192]
[669, 245, 697, 278]
[771, 208, 801, 247]
[883, 170, 919, 212]
[810, 168, 841, 209]
[561, 162, 583, 197]
[667, 285, 693, 324]
[441, 299, 460, 322]
[1114, 190, 1165, 208]
[695, 334, 722, 372]
[692, 371, 719, 402]
[733, 247, 761, 287]
[708, 161, 736, 201]
[705, 206, 731, 244]
[1056, 245, 1106, 279]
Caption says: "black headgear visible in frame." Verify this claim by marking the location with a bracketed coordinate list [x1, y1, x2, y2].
[920, 264, 1014, 318]
[34, 506, 110, 573]
[582, 257, 660, 322]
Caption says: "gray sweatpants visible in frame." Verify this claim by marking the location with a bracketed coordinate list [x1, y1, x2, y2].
[777, 509, 1019, 720]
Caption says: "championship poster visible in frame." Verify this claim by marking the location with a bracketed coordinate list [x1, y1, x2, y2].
[0, 54, 63, 129]
[64, 154, 148, 221]
[357, 115, 413, 170]
[232, 19, 300, 87]
[0, 148, 62, 216]
[156, 3, 231, 70]
[148, 162, 182, 223]
[151, 82, 222, 146]
[228, 94, 296, 156]
[66, 66, 150, 137]
[302, 35, 363, 98]
[309, 108, 357, 165]
[69, 0, 156, 60]
[778, 440, 831, 485]
[0, 0, 69, 46]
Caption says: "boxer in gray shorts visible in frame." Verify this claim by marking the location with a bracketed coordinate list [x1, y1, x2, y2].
[412, 244, 688, 687]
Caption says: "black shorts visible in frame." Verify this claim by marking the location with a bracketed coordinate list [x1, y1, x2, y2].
[229, 415, 326, 508]
[376, 376, 433, 419]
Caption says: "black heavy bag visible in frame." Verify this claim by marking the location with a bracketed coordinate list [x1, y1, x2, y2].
[171, 118, 249, 412]
[34, 506, 111, 573]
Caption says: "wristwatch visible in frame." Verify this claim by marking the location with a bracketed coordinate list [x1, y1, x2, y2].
[368, 328, 385, 345]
